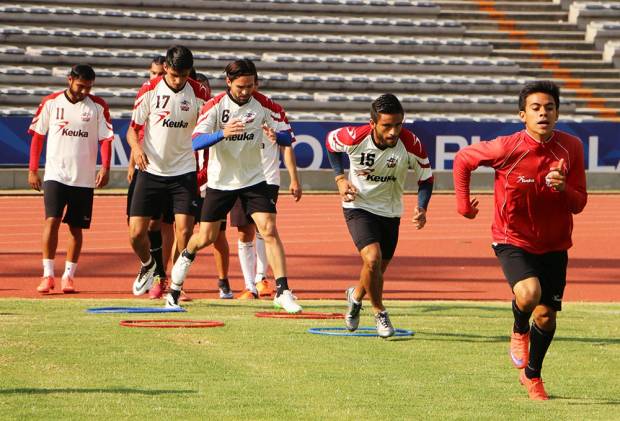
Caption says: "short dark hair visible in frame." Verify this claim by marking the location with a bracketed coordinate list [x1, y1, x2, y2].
[189, 67, 197, 80]
[69, 64, 96, 81]
[225, 59, 258, 82]
[165, 45, 193, 72]
[151, 55, 165, 66]
[518, 80, 560, 111]
[370, 93, 404, 122]
[195, 72, 209, 84]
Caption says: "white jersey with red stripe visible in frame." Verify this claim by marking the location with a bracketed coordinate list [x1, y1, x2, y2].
[326, 125, 432, 218]
[193, 91, 282, 190]
[130, 76, 209, 177]
[28, 90, 114, 188]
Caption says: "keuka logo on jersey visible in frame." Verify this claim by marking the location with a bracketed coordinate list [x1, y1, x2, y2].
[366, 174, 397, 183]
[162, 119, 189, 128]
[226, 132, 255, 141]
[62, 128, 89, 137]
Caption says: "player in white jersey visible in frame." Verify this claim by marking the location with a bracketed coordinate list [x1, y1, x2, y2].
[326, 94, 433, 337]
[28, 64, 114, 294]
[127, 45, 210, 296]
[168, 59, 302, 313]
[230, 99, 301, 299]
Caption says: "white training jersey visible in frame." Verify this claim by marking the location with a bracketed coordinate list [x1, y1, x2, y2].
[193, 91, 281, 190]
[28, 90, 114, 188]
[130, 76, 209, 177]
[326, 125, 432, 218]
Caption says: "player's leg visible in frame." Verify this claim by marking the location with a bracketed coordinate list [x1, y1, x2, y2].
[147, 217, 166, 299]
[213, 223, 232, 298]
[254, 184, 279, 297]
[38, 181, 65, 292]
[230, 198, 258, 298]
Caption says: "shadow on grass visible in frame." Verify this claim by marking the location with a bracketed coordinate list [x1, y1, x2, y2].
[551, 396, 620, 405]
[417, 331, 620, 345]
[0, 387, 196, 395]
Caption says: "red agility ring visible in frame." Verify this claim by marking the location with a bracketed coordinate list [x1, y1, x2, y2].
[255, 312, 344, 319]
[119, 319, 225, 328]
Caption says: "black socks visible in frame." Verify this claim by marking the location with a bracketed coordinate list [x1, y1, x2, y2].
[525, 322, 555, 379]
[512, 300, 532, 334]
[218, 278, 231, 294]
[275, 277, 289, 297]
[182, 249, 196, 261]
[148, 230, 164, 276]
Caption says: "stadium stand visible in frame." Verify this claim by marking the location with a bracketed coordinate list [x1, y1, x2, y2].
[0, 0, 618, 121]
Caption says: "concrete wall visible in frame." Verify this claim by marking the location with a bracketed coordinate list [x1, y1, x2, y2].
[2, 168, 618, 192]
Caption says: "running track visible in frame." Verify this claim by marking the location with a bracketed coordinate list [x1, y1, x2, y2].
[0, 194, 618, 301]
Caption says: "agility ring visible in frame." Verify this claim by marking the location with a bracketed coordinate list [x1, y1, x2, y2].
[307, 327, 414, 337]
[86, 307, 186, 314]
[119, 319, 224, 328]
[255, 311, 344, 319]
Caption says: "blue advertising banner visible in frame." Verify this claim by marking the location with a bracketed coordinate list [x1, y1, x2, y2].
[1, 117, 619, 172]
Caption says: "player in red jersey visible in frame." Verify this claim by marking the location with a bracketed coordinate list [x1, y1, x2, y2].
[28, 64, 114, 293]
[453, 80, 587, 400]
[326, 94, 433, 338]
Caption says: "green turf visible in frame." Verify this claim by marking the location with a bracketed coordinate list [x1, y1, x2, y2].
[1, 299, 618, 420]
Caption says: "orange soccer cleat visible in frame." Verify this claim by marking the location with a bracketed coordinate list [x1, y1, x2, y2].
[255, 279, 272, 297]
[510, 331, 530, 369]
[37, 276, 55, 293]
[519, 370, 549, 400]
[149, 277, 167, 299]
[61, 275, 76, 293]
[236, 289, 258, 300]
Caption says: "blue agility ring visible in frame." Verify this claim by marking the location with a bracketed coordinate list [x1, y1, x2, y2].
[86, 307, 186, 314]
[307, 326, 414, 337]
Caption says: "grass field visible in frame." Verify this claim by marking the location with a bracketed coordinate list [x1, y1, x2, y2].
[1, 299, 619, 420]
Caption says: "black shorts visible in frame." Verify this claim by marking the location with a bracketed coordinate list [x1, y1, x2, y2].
[43, 180, 94, 229]
[127, 173, 175, 224]
[194, 195, 227, 230]
[492, 243, 568, 311]
[230, 184, 279, 227]
[200, 181, 277, 223]
[129, 170, 198, 220]
[344, 208, 400, 260]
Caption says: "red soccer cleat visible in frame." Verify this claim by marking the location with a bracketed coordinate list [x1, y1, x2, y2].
[510, 331, 530, 369]
[519, 370, 549, 400]
[37, 276, 55, 293]
[61, 275, 76, 293]
[148, 277, 167, 299]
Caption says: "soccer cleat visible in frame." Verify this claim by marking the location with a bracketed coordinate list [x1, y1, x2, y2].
[61, 275, 76, 293]
[273, 290, 302, 314]
[171, 253, 193, 290]
[180, 290, 193, 302]
[132, 259, 156, 296]
[345, 287, 362, 332]
[164, 293, 181, 310]
[519, 370, 549, 400]
[510, 331, 530, 369]
[219, 289, 234, 299]
[37, 276, 55, 293]
[375, 311, 395, 338]
[218, 278, 233, 299]
[236, 289, 258, 300]
[255, 279, 272, 297]
[148, 276, 167, 300]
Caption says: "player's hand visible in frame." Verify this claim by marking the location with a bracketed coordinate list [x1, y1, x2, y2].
[336, 177, 357, 202]
[262, 124, 276, 144]
[463, 197, 479, 219]
[28, 170, 41, 191]
[223, 119, 245, 137]
[95, 167, 109, 188]
[127, 165, 135, 184]
[131, 145, 149, 171]
[290, 179, 302, 202]
[411, 206, 427, 230]
[546, 158, 565, 192]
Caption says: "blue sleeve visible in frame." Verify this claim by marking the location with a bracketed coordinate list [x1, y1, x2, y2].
[417, 178, 433, 210]
[275, 131, 293, 146]
[192, 130, 224, 151]
[327, 149, 346, 176]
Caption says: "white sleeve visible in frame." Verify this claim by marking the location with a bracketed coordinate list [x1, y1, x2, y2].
[29, 99, 52, 136]
[193, 103, 219, 135]
[130, 86, 152, 128]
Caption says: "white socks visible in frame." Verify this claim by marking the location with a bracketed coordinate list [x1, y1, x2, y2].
[63, 261, 77, 279]
[238, 241, 257, 292]
[254, 233, 267, 283]
[42, 259, 54, 278]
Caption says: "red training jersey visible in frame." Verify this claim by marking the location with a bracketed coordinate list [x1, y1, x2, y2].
[453, 129, 587, 254]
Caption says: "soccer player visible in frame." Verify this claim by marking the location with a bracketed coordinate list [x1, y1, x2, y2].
[326, 94, 433, 338]
[127, 45, 210, 296]
[453, 80, 587, 400]
[28, 64, 114, 293]
[231, 100, 301, 299]
[125, 55, 175, 299]
[168, 59, 302, 313]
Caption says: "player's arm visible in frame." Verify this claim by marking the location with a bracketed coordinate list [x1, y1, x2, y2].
[325, 128, 357, 202]
[281, 145, 302, 201]
[127, 125, 148, 171]
[412, 178, 433, 229]
[560, 144, 587, 214]
[28, 133, 45, 191]
[192, 102, 244, 150]
[95, 137, 112, 188]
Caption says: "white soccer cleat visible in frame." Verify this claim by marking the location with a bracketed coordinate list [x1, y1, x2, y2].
[273, 290, 302, 314]
[164, 293, 182, 310]
[345, 287, 362, 332]
[171, 253, 193, 289]
[375, 311, 395, 338]
[132, 260, 156, 296]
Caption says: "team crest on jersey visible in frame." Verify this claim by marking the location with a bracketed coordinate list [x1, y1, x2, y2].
[180, 100, 190, 112]
[240, 112, 257, 124]
[81, 111, 92, 122]
[386, 156, 398, 168]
